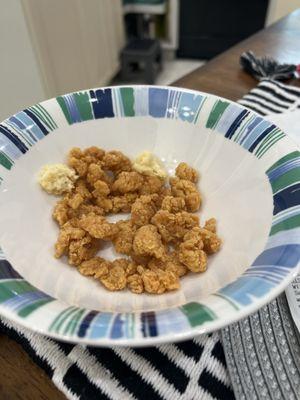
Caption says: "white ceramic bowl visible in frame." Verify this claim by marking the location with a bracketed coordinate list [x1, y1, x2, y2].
[0, 85, 299, 346]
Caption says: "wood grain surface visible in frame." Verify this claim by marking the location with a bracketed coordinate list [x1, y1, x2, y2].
[1, 9, 300, 400]
[0, 334, 66, 400]
[173, 9, 300, 100]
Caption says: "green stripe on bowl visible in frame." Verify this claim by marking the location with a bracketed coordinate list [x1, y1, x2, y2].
[74, 92, 94, 121]
[270, 215, 300, 236]
[18, 298, 54, 317]
[267, 150, 300, 173]
[0, 151, 13, 170]
[120, 88, 135, 117]
[56, 96, 72, 124]
[180, 302, 216, 327]
[49, 306, 79, 333]
[0, 280, 36, 302]
[206, 100, 230, 129]
[272, 169, 300, 194]
[63, 309, 85, 335]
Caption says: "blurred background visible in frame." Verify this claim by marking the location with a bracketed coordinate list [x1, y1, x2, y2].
[0, 0, 299, 121]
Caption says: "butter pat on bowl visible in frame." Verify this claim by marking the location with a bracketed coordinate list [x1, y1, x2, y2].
[38, 163, 78, 195]
[133, 151, 167, 179]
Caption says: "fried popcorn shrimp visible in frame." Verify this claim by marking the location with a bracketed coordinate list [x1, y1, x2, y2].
[86, 163, 112, 186]
[112, 171, 144, 194]
[127, 274, 144, 294]
[199, 228, 222, 254]
[68, 235, 100, 266]
[139, 175, 165, 195]
[53, 198, 70, 226]
[170, 177, 201, 212]
[131, 194, 159, 227]
[138, 267, 179, 294]
[111, 193, 138, 213]
[67, 193, 84, 210]
[100, 265, 127, 291]
[175, 162, 199, 183]
[68, 147, 89, 177]
[78, 257, 110, 278]
[148, 251, 187, 278]
[179, 227, 207, 272]
[113, 220, 136, 255]
[79, 214, 118, 240]
[83, 146, 105, 161]
[76, 204, 105, 217]
[166, 251, 188, 277]
[204, 218, 217, 233]
[151, 210, 199, 243]
[161, 196, 186, 213]
[133, 225, 166, 259]
[92, 180, 110, 198]
[74, 178, 92, 200]
[102, 150, 132, 174]
[45, 146, 221, 294]
[112, 258, 130, 270]
[54, 221, 86, 258]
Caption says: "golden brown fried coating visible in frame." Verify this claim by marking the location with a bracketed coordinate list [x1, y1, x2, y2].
[74, 178, 92, 200]
[161, 196, 186, 213]
[204, 218, 217, 233]
[199, 228, 222, 254]
[102, 150, 132, 174]
[83, 146, 105, 161]
[86, 163, 112, 186]
[127, 274, 144, 294]
[79, 214, 118, 240]
[78, 257, 110, 278]
[151, 210, 199, 243]
[112, 258, 130, 270]
[148, 251, 187, 278]
[170, 177, 201, 212]
[113, 220, 137, 255]
[133, 225, 166, 260]
[53, 199, 70, 226]
[100, 266, 127, 291]
[92, 180, 110, 198]
[67, 193, 84, 210]
[138, 266, 179, 294]
[175, 162, 199, 183]
[54, 221, 86, 258]
[68, 235, 100, 266]
[131, 194, 159, 227]
[76, 204, 105, 217]
[49, 146, 221, 294]
[178, 227, 207, 272]
[139, 175, 165, 195]
[68, 148, 88, 177]
[111, 193, 138, 213]
[112, 171, 144, 194]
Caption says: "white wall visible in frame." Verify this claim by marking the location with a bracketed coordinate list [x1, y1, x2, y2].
[267, 0, 300, 25]
[0, 0, 45, 121]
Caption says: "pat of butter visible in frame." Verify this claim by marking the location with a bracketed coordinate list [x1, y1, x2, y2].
[38, 163, 78, 195]
[133, 151, 167, 179]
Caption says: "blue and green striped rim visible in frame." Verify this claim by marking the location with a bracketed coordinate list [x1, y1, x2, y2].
[0, 85, 299, 345]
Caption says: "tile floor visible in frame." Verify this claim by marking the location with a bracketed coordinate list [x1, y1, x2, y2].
[155, 59, 205, 85]
[111, 58, 205, 86]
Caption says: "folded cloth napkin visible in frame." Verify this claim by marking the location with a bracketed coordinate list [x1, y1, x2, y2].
[1, 78, 300, 400]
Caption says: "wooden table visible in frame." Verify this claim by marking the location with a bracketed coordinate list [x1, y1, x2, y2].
[173, 9, 300, 98]
[1, 9, 300, 400]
